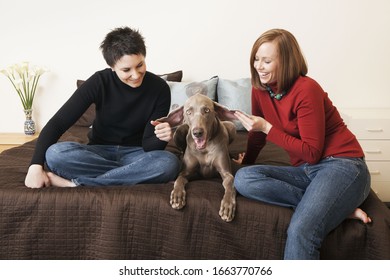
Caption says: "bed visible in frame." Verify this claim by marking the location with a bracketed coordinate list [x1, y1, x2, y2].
[1, 123, 390, 259]
[1, 74, 389, 259]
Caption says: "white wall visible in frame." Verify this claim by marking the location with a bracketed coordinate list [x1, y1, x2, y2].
[1, 0, 389, 132]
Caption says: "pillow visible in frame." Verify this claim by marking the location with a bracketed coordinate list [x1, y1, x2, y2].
[76, 79, 85, 88]
[74, 70, 183, 127]
[217, 78, 251, 130]
[77, 70, 182, 87]
[158, 70, 183, 82]
[167, 76, 218, 111]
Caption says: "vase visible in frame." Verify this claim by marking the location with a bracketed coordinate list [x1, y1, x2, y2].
[23, 109, 36, 135]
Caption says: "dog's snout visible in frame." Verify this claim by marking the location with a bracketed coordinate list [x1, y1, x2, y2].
[192, 128, 204, 138]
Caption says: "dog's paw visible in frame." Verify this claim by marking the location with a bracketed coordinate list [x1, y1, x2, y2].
[219, 198, 236, 222]
[170, 189, 186, 209]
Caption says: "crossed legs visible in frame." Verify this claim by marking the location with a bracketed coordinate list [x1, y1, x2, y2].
[45, 142, 180, 187]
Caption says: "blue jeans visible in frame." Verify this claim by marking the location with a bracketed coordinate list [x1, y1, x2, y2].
[234, 156, 371, 260]
[46, 142, 181, 186]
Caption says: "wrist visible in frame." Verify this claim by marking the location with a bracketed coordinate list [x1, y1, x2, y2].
[28, 164, 43, 172]
[262, 122, 272, 134]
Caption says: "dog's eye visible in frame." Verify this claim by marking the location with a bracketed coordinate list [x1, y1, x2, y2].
[186, 109, 192, 115]
[204, 108, 210, 113]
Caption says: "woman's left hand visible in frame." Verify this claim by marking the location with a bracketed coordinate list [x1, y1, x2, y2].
[151, 121, 173, 142]
[232, 152, 245, 164]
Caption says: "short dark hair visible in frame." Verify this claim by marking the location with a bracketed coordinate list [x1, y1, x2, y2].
[250, 29, 308, 93]
[100, 27, 146, 67]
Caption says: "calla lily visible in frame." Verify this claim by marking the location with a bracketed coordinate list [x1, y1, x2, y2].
[0, 69, 9, 77]
[1, 62, 48, 110]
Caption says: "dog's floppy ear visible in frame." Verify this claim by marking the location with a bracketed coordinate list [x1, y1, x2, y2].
[155, 106, 184, 127]
[213, 102, 238, 121]
[173, 123, 189, 152]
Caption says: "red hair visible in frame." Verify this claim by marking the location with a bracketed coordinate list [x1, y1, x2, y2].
[250, 29, 308, 93]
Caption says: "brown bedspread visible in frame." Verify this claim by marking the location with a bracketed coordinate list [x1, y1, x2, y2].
[1, 126, 389, 259]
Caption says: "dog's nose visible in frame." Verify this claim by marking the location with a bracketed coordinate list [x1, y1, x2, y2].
[192, 128, 204, 138]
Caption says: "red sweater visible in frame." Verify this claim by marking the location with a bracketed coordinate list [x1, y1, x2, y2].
[243, 76, 364, 166]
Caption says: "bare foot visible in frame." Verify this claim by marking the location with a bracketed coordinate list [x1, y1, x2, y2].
[348, 208, 372, 224]
[47, 172, 77, 187]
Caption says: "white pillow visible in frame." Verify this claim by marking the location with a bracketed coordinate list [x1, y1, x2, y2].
[217, 78, 251, 130]
[167, 76, 218, 111]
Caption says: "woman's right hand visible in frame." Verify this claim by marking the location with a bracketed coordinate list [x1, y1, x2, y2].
[234, 111, 272, 134]
[25, 164, 50, 188]
[151, 120, 173, 142]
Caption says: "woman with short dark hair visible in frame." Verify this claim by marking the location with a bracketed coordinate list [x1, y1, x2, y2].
[25, 27, 180, 188]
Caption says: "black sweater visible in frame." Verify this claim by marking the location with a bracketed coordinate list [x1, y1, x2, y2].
[31, 69, 171, 166]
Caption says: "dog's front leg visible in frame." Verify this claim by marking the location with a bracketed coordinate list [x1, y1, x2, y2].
[219, 171, 237, 222]
[170, 174, 188, 209]
[171, 150, 197, 210]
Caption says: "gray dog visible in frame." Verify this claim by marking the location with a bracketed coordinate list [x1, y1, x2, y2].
[157, 93, 238, 222]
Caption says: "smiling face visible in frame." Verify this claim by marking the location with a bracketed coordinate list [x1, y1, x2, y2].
[253, 41, 279, 85]
[111, 54, 146, 88]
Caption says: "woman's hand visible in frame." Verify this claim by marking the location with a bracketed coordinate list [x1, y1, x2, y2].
[232, 152, 245, 164]
[151, 120, 173, 142]
[25, 164, 50, 188]
[234, 111, 272, 134]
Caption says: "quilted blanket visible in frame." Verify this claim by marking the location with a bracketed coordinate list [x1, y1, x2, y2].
[1, 126, 389, 259]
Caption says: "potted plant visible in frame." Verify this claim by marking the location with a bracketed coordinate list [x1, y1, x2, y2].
[1, 62, 48, 135]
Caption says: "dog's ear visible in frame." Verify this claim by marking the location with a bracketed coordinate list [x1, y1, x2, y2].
[213, 102, 238, 121]
[155, 106, 184, 127]
[173, 124, 189, 151]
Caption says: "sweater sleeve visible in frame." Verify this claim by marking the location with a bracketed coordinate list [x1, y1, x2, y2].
[30, 75, 99, 166]
[266, 82, 325, 164]
[242, 88, 267, 164]
[142, 80, 171, 151]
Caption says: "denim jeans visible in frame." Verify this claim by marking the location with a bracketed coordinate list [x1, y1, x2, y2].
[234, 156, 371, 260]
[46, 141, 181, 186]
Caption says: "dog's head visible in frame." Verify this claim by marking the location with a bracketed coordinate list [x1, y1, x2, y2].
[157, 93, 237, 150]
[183, 93, 217, 150]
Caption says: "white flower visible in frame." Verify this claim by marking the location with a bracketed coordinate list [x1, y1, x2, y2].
[14, 78, 23, 90]
[1, 61, 48, 110]
[0, 69, 9, 77]
[35, 66, 48, 76]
